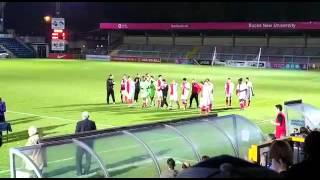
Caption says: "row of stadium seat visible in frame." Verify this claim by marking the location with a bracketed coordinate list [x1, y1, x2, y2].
[0, 38, 34, 58]
[114, 44, 320, 58]
[0, 46, 6, 53]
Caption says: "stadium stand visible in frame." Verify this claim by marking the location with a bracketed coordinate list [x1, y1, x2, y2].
[0, 37, 34, 58]
[0, 46, 6, 53]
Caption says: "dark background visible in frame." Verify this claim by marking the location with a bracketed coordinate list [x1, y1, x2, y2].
[4, 2, 320, 36]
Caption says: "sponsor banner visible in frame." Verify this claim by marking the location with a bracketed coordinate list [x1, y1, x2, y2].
[51, 39, 65, 51]
[86, 54, 111, 61]
[195, 59, 212, 65]
[100, 21, 320, 31]
[270, 63, 285, 69]
[111, 56, 161, 63]
[270, 63, 308, 70]
[226, 60, 266, 68]
[51, 18, 65, 30]
[48, 53, 74, 59]
[175, 58, 192, 64]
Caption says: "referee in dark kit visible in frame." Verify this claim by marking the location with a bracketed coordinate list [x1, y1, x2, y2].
[106, 74, 116, 104]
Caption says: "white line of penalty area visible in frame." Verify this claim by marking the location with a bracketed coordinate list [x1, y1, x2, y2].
[6, 110, 115, 128]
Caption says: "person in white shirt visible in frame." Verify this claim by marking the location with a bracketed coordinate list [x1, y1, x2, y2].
[236, 78, 248, 110]
[120, 75, 127, 103]
[207, 79, 214, 111]
[181, 78, 191, 110]
[156, 75, 163, 108]
[245, 77, 255, 107]
[127, 76, 135, 107]
[200, 80, 211, 115]
[225, 78, 235, 107]
[169, 80, 180, 110]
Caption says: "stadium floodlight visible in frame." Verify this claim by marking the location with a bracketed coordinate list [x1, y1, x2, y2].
[44, 16, 51, 23]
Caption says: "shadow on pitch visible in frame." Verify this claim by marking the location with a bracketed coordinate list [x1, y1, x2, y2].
[8, 116, 43, 126]
[2, 124, 68, 144]
[39, 103, 107, 109]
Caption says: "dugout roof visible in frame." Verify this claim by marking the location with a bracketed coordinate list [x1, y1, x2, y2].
[9, 114, 265, 178]
[284, 100, 320, 135]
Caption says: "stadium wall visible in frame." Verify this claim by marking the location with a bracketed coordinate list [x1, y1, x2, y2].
[148, 36, 173, 45]
[235, 37, 266, 46]
[269, 36, 305, 47]
[203, 37, 233, 46]
[123, 36, 146, 44]
[175, 36, 201, 45]
[307, 37, 320, 47]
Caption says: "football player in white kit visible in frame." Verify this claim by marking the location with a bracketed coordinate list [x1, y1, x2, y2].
[181, 78, 191, 110]
[236, 78, 248, 110]
[224, 78, 235, 107]
[207, 79, 214, 112]
[199, 80, 211, 115]
[140, 76, 150, 108]
[156, 75, 163, 108]
[120, 74, 127, 103]
[127, 76, 135, 107]
[169, 80, 180, 110]
[245, 77, 254, 107]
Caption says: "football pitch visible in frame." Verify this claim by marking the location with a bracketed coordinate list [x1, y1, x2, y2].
[0, 59, 319, 177]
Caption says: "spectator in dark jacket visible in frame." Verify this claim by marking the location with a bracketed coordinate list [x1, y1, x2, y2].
[287, 131, 320, 178]
[0, 97, 6, 122]
[75, 111, 96, 176]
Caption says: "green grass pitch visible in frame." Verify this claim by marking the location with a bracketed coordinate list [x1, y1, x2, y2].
[0, 59, 319, 177]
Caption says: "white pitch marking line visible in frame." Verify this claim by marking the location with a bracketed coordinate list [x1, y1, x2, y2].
[6, 110, 115, 128]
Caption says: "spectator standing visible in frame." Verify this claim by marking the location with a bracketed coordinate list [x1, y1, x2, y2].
[75, 111, 97, 176]
[0, 97, 6, 147]
[0, 97, 6, 122]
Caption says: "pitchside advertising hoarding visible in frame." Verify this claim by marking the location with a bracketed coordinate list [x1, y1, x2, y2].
[225, 60, 267, 68]
[111, 56, 161, 63]
[48, 53, 74, 59]
[85, 54, 111, 61]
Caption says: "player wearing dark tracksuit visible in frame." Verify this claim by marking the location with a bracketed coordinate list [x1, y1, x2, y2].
[106, 75, 115, 104]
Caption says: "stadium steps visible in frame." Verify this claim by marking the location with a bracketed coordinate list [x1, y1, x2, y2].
[0, 37, 35, 58]
[0, 44, 16, 58]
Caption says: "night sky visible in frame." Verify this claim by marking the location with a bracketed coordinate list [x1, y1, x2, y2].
[4, 2, 320, 36]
